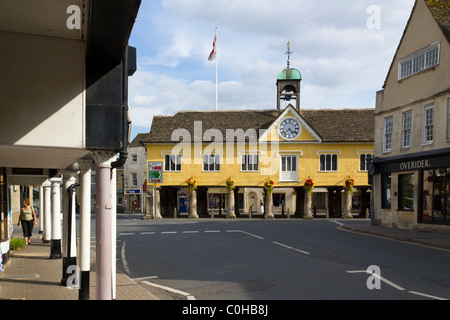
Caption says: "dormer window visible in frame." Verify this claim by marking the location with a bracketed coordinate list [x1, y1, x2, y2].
[398, 42, 440, 80]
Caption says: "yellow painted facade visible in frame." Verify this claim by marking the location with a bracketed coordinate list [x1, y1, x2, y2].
[146, 105, 373, 195]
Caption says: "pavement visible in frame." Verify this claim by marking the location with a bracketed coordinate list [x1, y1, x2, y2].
[1, 218, 449, 300]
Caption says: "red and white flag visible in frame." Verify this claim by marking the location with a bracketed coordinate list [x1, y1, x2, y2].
[208, 31, 217, 61]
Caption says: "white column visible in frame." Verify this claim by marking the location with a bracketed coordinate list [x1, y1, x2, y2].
[78, 160, 92, 300]
[50, 176, 62, 259]
[110, 166, 117, 299]
[39, 185, 44, 234]
[61, 172, 77, 285]
[42, 180, 52, 243]
[92, 151, 115, 300]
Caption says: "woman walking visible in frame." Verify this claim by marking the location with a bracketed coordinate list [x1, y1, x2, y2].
[17, 198, 37, 245]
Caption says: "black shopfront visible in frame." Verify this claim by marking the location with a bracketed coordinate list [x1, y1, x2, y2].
[373, 148, 450, 225]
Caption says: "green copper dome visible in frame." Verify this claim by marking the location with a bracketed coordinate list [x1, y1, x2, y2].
[277, 68, 302, 80]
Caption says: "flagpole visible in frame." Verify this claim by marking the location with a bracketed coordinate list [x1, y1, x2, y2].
[215, 26, 218, 111]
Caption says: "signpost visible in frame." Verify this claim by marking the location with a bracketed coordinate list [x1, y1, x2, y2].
[146, 162, 163, 219]
[148, 162, 163, 183]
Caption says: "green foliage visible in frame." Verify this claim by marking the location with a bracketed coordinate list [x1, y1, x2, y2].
[10, 237, 26, 250]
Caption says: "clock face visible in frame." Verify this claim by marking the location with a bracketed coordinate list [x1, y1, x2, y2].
[279, 118, 301, 140]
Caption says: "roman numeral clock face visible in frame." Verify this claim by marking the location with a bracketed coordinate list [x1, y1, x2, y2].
[279, 118, 301, 140]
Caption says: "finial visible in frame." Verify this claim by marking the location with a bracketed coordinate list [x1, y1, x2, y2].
[285, 42, 293, 69]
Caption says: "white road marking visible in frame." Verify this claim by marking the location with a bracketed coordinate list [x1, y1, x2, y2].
[121, 241, 131, 275]
[329, 220, 344, 227]
[204, 230, 220, 233]
[133, 276, 159, 281]
[182, 231, 199, 234]
[142, 281, 196, 300]
[140, 232, 155, 235]
[408, 291, 447, 300]
[272, 241, 310, 255]
[226, 230, 264, 240]
[346, 270, 448, 300]
[161, 231, 177, 234]
[119, 232, 135, 236]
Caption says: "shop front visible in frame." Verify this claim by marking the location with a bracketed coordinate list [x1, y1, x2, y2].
[373, 148, 450, 229]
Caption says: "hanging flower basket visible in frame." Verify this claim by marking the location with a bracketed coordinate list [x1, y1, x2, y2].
[226, 177, 234, 192]
[186, 177, 197, 193]
[345, 177, 355, 194]
[304, 178, 315, 194]
[264, 178, 275, 193]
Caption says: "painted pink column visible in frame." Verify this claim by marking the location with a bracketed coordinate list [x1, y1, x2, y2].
[92, 151, 115, 300]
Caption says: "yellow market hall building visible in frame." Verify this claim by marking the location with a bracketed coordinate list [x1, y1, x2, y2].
[144, 63, 374, 219]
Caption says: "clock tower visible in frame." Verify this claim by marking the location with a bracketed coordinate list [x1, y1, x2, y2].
[277, 42, 302, 113]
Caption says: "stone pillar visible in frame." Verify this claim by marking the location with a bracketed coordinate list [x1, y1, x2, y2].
[227, 190, 236, 219]
[303, 190, 313, 219]
[61, 172, 77, 286]
[78, 160, 92, 300]
[39, 185, 44, 234]
[50, 176, 62, 259]
[92, 151, 115, 300]
[342, 190, 353, 219]
[264, 190, 274, 219]
[143, 190, 153, 219]
[189, 189, 198, 219]
[155, 186, 162, 219]
[42, 180, 52, 244]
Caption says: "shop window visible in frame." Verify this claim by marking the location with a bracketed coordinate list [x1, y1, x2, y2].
[421, 168, 450, 224]
[399, 174, 414, 210]
[272, 193, 285, 207]
[312, 192, 327, 210]
[381, 173, 391, 209]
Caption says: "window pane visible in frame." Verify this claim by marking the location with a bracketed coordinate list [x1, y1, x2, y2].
[242, 155, 247, 171]
[286, 156, 291, 171]
[320, 155, 325, 171]
[360, 154, 366, 171]
[164, 155, 170, 171]
[413, 54, 424, 73]
[282, 156, 286, 171]
[215, 154, 220, 171]
[254, 155, 259, 171]
[325, 154, 331, 171]
[331, 154, 337, 171]
[176, 155, 181, 171]
[203, 155, 208, 171]
[381, 173, 391, 209]
[403, 111, 411, 147]
[384, 117, 393, 150]
[291, 156, 296, 171]
[399, 174, 414, 210]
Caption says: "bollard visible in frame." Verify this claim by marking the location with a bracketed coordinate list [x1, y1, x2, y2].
[174, 207, 177, 219]
[287, 208, 290, 219]
[249, 207, 252, 219]
[210, 208, 214, 219]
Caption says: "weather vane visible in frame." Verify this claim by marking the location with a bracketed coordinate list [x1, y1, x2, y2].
[285, 41, 293, 69]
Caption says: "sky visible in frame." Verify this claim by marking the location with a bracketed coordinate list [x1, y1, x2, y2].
[127, 0, 416, 142]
